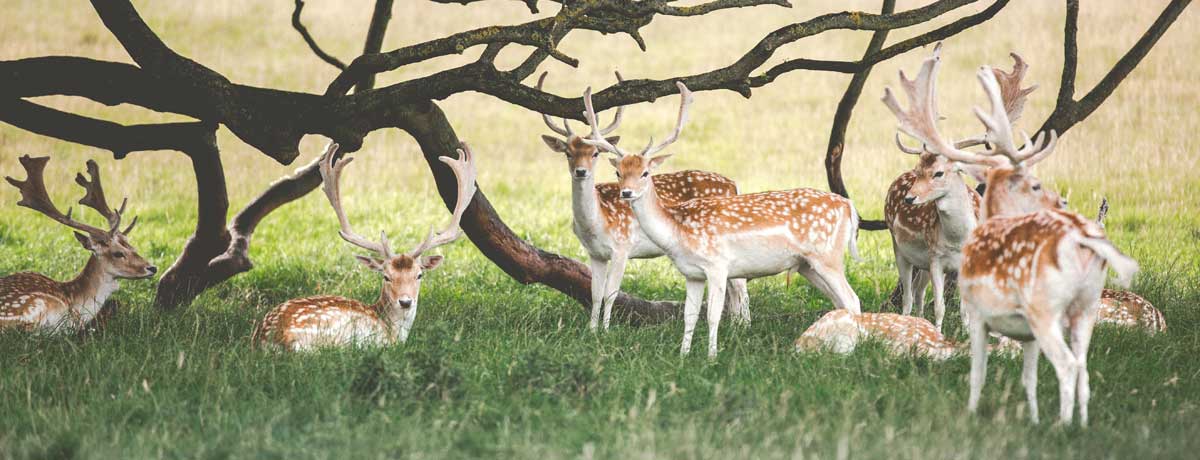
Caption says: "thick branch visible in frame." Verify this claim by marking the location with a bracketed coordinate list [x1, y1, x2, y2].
[1038, 0, 1190, 136]
[823, 0, 895, 231]
[291, 0, 348, 70]
[355, 0, 395, 92]
[0, 98, 213, 158]
[1055, 0, 1079, 108]
[429, 0, 541, 14]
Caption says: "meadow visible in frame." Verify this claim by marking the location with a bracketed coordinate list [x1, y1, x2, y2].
[2, 0, 1199, 458]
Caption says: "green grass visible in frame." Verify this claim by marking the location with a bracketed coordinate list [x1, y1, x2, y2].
[3, 0, 1200, 458]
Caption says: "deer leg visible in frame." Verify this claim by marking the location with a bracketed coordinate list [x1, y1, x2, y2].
[1026, 311, 1079, 425]
[600, 252, 629, 331]
[725, 278, 751, 325]
[680, 279, 705, 356]
[966, 302, 989, 414]
[1021, 340, 1041, 424]
[930, 263, 947, 331]
[587, 258, 608, 331]
[913, 269, 930, 317]
[803, 259, 861, 315]
[1068, 302, 1099, 427]
[897, 258, 916, 316]
[704, 271, 729, 359]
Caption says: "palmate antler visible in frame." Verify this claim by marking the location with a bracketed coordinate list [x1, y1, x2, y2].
[538, 71, 624, 138]
[318, 142, 394, 258]
[882, 45, 1057, 170]
[5, 155, 133, 239]
[581, 81, 694, 158]
[409, 142, 478, 257]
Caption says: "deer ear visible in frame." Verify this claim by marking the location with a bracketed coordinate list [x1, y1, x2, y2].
[606, 136, 620, 146]
[648, 154, 673, 170]
[541, 135, 569, 153]
[419, 255, 444, 271]
[608, 157, 622, 169]
[74, 232, 95, 251]
[355, 255, 385, 271]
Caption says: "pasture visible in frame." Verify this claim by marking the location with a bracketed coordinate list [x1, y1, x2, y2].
[2, 0, 1198, 458]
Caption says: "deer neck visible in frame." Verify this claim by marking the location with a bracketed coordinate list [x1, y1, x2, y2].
[933, 180, 977, 244]
[627, 185, 683, 251]
[62, 255, 119, 323]
[374, 294, 415, 343]
[571, 174, 606, 237]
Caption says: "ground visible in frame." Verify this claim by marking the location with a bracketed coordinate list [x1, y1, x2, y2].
[1, 0, 1198, 458]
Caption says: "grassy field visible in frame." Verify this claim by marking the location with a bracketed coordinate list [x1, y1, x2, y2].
[2, 0, 1199, 458]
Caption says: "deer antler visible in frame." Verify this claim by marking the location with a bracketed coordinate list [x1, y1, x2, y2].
[882, 44, 1058, 169]
[581, 86, 631, 158]
[640, 81, 694, 157]
[318, 142, 393, 258]
[537, 71, 625, 138]
[410, 142, 478, 257]
[74, 159, 133, 235]
[954, 52, 1039, 149]
[5, 155, 109, 238]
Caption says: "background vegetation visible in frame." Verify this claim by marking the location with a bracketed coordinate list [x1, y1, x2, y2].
[1, 0, 1197, 458]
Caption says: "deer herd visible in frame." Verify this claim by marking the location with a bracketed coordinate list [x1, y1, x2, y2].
[0, 44, 1166, 426]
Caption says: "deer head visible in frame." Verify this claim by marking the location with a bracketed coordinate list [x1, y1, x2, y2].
[582, 81, 694, 201]
[882, 45, 1061, 219]
[318, 142, 476, 315]
[5, 156, 156, 279]
[538, 71, 623, 180]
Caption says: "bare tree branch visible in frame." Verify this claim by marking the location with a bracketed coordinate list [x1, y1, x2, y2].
[823, 0, 896, 232]
[355, 0, 395, 92]
[429, 0, 541, 14]
[291, 0, 348, 70]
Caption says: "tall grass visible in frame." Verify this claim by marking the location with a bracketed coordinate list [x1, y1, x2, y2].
[1, 0, 1198, 458]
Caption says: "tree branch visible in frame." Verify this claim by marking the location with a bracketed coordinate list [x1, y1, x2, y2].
[429, 0, 541, 14]
[823, 0, 895, 232]
[355, 0, 395, 92]
[0, 98, 213, 158]
[291, 0, 348, 70]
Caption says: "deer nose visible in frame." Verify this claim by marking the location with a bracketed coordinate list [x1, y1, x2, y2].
[904, 196, 916, 205]
[397, 297, 414, 308]
[574, 168, 588, 178]
[620, 189, 633, 199]
[146, 266, 158, 274]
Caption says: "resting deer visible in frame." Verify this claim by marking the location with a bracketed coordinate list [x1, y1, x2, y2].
[887, 56, 1138, 425]
[795, 310, 958, 360]
[582, 83, 861, 358]
[537, 72, 750, 331]
[253, 142, 476, 351]
[883, 45, 1042, 331]
[1, 156, 155, 333]
[1092, 199, 1165, 334]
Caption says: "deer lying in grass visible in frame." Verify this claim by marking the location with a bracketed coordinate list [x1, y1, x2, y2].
[537, 72, 749, 330]
[1092, 199, 1165, 334]
[582, 83, 860, 358]
[795, 310, 959, 360]
[884, 45, 1040, 331]
[887, 54, 1138, 425]
[1, 156, 155, 333]
[253, 142, 476, 351]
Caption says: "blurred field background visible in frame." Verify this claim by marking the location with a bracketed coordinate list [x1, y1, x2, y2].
[1, 1, 1198, 458]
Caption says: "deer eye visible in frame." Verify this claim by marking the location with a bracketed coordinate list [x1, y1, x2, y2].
[383, 275, 391, 282]
[615, 172, 621, 179]
[1032, 184, 1042, 191]
[112, 252, 126, 259]
[417, 272, 424, 280]
[933, 171, 945, 178]
[641, 171, 649, 178]
[592, 152, 600, 158]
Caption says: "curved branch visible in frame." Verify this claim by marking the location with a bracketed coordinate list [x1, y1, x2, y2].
[291, 0, 348, 70]
[823, 0, 895, 231]
[429, 0, 541, 14]
[0, 98, 213, 158]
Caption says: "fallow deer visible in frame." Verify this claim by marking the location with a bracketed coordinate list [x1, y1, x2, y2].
[253, 141, 476, 351]
[582, 83, 861, 358]
[883, 45, 1036, 331]
[795, 310, 959, 360]
[1093, 199, 1165, 334]
[537, 72, 749, 331]
[887, 60, 1138, 425]
[1, 156, 156, 333]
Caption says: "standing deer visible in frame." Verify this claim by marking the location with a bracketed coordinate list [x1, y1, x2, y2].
[1, 156, 155, 333]
[582, 83, 861, 358]
[253, 142, 476, 351]
[537, 71, 749, 331]
[886, 58, 1138, 425]
[883, 45, 1036, 331]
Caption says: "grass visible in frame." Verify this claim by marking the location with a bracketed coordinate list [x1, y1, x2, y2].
[2, 0, 1199, 458]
